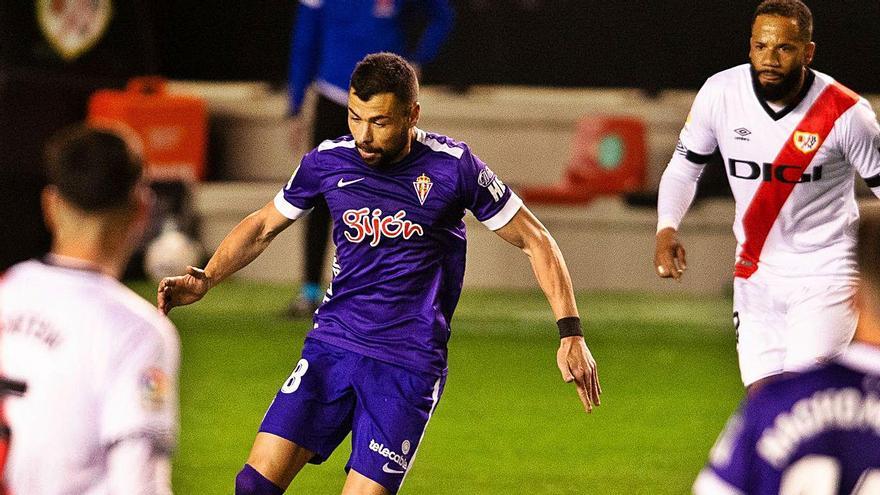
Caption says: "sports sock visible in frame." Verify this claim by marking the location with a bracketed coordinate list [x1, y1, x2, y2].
[235, 464, 284, 495]
[300, 282, 322, 303]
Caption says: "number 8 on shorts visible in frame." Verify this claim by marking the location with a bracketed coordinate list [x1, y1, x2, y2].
[281, 359, 309, 393]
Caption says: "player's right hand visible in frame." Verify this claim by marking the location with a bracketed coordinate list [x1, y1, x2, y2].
[157, 266, 211, 315]
[557, 336, 601, 413]
[654, 227, 687, 281]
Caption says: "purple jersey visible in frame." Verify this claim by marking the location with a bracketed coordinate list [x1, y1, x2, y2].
[274, 129, 522, 374]
[694, 343, 880, 495]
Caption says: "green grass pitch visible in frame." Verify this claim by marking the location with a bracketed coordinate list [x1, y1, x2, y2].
[130, 281, 743, 494]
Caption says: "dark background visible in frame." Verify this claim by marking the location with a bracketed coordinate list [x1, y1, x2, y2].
[153, 0, 880, 93]
[4, 1, 879, 92]
[1, 0, 878, 269]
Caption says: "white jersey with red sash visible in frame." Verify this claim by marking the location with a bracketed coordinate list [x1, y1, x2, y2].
[659, 64, 880, 281]
[657, 64, 880, 385]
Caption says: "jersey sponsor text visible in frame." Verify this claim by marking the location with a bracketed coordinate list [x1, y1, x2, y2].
[342, 208, 424, 246]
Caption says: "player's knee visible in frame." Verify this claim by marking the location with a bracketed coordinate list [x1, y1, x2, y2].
[235, 464, 284, 495]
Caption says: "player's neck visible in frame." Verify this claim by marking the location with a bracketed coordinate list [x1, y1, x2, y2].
[386, 128, 416, 166]
[50, 245, 125, 279]
[50, 226, 129, 279]
[853, 321, 880, 348]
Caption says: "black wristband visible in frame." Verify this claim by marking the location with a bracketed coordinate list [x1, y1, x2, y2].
[557, 316, 583, 339]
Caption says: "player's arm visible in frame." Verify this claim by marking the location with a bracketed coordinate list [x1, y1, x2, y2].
[107, 437, 173, 495]
[494, 206, 601, 413]
[158, 202, 293, 314]
[654, 149, 706, 280]
[101, 319, 179, 494]
[288, 0, 322, 116]
[841, 99, 880, 197]
[410, 0, 455, 67]
[655, 80, 719, 281]
[693, 400, 759, 495]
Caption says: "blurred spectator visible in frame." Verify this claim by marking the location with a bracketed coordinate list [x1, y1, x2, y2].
[285, 0, 455, 317]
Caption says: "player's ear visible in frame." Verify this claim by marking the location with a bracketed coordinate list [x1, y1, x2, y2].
[41, 185, 60, 232]
[409, 102, 421, 127]
[804, 41, 816, 65]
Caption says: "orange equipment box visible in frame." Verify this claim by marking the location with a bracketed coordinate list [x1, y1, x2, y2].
[88, 77, 207, 181]
[519, 116, 647, 204]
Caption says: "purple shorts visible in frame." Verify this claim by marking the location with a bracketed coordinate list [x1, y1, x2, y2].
[259, 338, 445, 493]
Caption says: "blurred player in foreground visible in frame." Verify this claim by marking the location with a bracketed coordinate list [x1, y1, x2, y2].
[694, 207, 880, 495]
[654, 0, 880, 390]
[0, 125, 180, 494]
[159, 52, 600, 495]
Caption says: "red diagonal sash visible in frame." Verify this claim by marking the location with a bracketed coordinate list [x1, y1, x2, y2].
[735, 82, 859, 278]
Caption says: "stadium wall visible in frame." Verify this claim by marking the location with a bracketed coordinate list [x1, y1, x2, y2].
[181, 83, 879, 294]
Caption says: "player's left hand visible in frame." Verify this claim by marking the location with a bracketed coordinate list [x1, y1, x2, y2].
[157, 266, 212, 315]
[557, 336, 601, 413]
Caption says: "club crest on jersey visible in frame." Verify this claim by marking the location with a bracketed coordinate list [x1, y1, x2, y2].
[37, 0, 113, 62]
[793, 131, 821, 154]
[343, 208, 424, 246]
[413, 173, 433, 205]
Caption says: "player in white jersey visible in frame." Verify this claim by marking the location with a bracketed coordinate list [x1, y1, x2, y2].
[655, 0, 880, 390]
[0, 125, 180, 494]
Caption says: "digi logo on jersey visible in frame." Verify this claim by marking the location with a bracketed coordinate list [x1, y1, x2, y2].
[728, 158, 823, 183]
[342, 208, 424, 246]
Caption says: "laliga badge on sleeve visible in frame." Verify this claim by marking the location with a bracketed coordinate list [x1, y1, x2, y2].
[140, 366, 170, 411]
[36, 0, 113, 62]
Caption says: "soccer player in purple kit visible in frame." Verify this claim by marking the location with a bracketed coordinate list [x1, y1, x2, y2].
[158, 52, 601, 495]
[694, 207, 880, 495]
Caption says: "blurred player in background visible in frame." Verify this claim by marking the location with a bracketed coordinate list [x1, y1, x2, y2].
[159, 53, 600, 495]
[286, 0, 455, 317]
[654, 0, 880, 391]
[0, 125, 180, 494]
[693, 207, 880, 495]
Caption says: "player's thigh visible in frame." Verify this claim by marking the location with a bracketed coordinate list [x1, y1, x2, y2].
[734, 275, 787, 386]
[784, 282, 857, 372]
[341, 469, 391, 495]
[347, 359, 446, 494]
[258, 339, 358, 474]
[245, 432, 315, 489]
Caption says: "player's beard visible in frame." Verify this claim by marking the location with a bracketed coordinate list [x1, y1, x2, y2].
[357, 129, 410, 168]
[751, 64, 804, 103]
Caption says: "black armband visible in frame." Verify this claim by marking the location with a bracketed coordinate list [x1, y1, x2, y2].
[556, 316, 583, 339]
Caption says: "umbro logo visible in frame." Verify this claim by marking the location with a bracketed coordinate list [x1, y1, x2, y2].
[337, 177, 365, 188]
[733, 128, 751, 142]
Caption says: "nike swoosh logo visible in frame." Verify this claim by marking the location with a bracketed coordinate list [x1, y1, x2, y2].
[382, 463, 405, 474]
[337, 177, 365, 188]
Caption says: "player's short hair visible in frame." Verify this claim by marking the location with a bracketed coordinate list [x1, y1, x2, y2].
[753, 0, 813, 42]
[350, 52, 419, 109]
[858, 207, 880, 293]
[44, 124, 143, 212]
